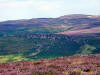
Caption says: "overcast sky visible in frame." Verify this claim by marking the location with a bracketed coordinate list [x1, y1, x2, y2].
[0, 0, 100, 21]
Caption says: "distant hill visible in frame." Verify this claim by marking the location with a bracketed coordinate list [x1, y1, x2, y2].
[0, 14, 100, 36]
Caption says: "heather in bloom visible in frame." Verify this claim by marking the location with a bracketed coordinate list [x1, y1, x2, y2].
[0, 55, 100, 75]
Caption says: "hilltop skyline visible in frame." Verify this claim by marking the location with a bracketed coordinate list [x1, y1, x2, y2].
[0, 0, 100, 21]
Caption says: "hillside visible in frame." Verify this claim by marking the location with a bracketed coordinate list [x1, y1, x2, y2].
[0, 14, 100, 36]
[0, 14, 100, 63]
[0, 55, 100, 75]
[0, 33, 100, 63]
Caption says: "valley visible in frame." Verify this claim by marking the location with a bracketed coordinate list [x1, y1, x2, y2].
[0, 14, 100, 63]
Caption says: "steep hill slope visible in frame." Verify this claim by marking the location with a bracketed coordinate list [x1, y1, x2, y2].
[0, 33, 100, 63]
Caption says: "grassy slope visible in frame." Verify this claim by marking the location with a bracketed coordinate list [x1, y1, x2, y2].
[0, 26, 71, 37]
[0, 34, 100, 63]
